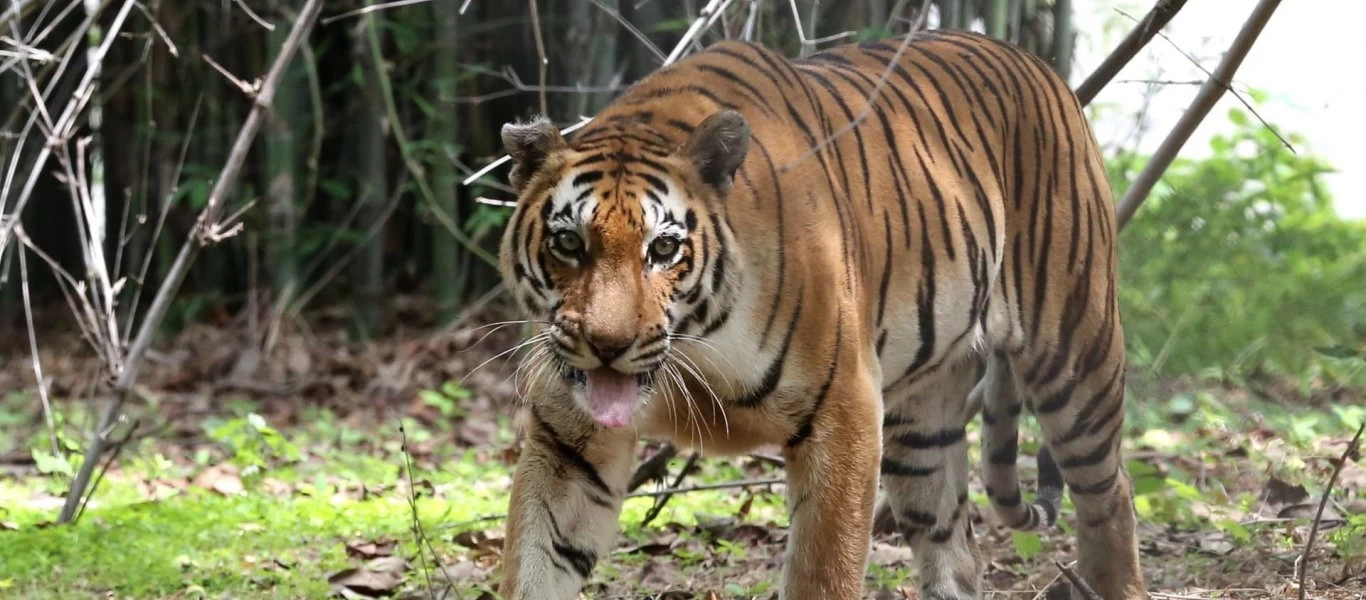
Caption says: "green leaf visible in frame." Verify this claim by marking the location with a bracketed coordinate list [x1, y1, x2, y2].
[1011, 531, 1043, 560]
[1315, 345, 1361, 360]
[442, 381, 473, 400]
[32, 448, 73, 478]
[723, 583, 747, 596]
[1227, 108, 1249, 127]
[420, 389, 451, 406]
[1167, 393, 1195, 417]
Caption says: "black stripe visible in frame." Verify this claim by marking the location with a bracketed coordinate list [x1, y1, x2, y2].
[787, 313, 842, 447]
[550, 540, 596, 579]
[881, 457, 938, 477]
[893, 427, 965, 449]
[736, 285, 804, 407]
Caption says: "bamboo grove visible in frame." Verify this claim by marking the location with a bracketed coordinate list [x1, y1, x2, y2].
[0, 0, 1079, 339]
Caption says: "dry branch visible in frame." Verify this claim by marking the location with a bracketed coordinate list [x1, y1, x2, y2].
[461, 2, 732, 189]
[1115, 0, 1283, 229]
[1074, 0, 1188, 106]
[639, 452, 700, 528]
[57, 0, 324, 524]
[1296, 422, 1366, 600]
[779, 0, 931, 174]
[627, 477, 784, 498]
[1054, 560, 1103, 600]
[0, 0, 137, 265]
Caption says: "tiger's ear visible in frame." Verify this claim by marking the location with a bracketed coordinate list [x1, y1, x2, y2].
[679, 110, 750, 196]
[501, 116, 567, 192]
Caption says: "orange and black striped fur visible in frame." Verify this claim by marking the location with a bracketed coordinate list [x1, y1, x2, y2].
[493, 30, 1145, 600]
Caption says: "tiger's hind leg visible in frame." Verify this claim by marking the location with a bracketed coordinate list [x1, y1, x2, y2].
[880, 359, 983, 600]
[1012, 330, 1147, 600]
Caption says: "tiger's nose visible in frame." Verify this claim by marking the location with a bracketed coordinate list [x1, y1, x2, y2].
[586, 334, 633, 364]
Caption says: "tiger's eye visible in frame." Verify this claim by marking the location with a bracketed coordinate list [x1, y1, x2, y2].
[649, 236, 680, 261]
[551, 231, 584, 256]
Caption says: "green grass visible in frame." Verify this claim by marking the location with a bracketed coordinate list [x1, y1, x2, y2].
[1, 379, 1363, 598]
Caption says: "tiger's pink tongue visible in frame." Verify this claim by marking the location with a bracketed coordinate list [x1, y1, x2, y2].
[586, 367, 639, 428]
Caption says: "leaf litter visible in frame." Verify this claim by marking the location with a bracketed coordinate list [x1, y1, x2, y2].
[1, 300, 1364, 598]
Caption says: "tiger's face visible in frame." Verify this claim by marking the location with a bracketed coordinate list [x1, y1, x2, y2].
[497, 111, 750, 429]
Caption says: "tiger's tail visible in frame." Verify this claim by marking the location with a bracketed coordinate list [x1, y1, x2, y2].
[974, 354, 1062, 530]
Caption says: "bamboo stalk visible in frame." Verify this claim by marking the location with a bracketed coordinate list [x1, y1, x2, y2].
[57, 0, 323, 524]
[1115, 0, 1283, 229]
[1074, 0, 1189, 106]
[1051, 0, 1073, 79]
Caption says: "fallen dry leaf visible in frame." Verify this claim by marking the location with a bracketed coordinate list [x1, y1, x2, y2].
[346, 538, 398, 560]
[192, 464, 244, 496]
[329, 555, 407, 598]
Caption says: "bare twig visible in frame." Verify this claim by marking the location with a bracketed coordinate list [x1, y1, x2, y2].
[665, 0, 736, 66]
[72, 417, 140, 523]
[629, 444, 680, 492]
[627, 477, 784, 499]
[0, 0, 137, 267]
[18, 244, 58, 455]
[586, 0, 665, 63]
[780, 0, 931, 173]
[1296, 422, 1366, 600]
[57, 0, 323, 524]
[1115, 0, 1283, 229]
[1054, 560, 1103, 600]
[321, 0, 433, 25]
[0, 0, 41, 32]
[1074, 0, 1188, 106]
[1115, 7, 1294, 155]
[639, 452, 698, 528]
[398, 422, 457, 596]
[787, 0, 855, 56]
[461, 0, 731, 188]
[231, 0, 275, 31]
[527, 0, 547, 116]
[739, 0, 759, 41]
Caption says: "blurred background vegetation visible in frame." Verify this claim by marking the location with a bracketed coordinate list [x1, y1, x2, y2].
[1, 0, 1362, 390]
[1, 2, 1364, 597]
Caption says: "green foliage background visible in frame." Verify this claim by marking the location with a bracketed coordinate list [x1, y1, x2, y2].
[1113, 106, 1366, 387]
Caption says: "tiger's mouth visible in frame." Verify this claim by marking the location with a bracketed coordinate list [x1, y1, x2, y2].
[560, 365, 658, 429]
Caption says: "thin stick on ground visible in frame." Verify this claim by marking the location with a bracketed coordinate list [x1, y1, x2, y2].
[1296, 422, 1366, 600]
[639, 452, 700, 528]
[72, 418, 140, 523]
[628, 476, 784, 499]
[57, 0, 324, 524]
[398, 422, 457, 596]
[1115, 0, 1283, 229]
[628, 444, 680, 493]
[1054, 560, 1103, 600]
[1073, 0, 1188, 106]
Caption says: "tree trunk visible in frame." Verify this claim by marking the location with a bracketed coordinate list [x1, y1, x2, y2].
[986, 0, 1008, 39]
[264, 0, 306, 309]
[349, 4, 388, 339]
[430, 0, 466, 323]
[1051, 0, 1074, 80]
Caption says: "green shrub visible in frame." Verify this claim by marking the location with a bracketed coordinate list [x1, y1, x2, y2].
[1112, 108, 1366, 388]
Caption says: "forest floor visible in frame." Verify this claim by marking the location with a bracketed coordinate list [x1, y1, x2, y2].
[1, 300, 1364, 600]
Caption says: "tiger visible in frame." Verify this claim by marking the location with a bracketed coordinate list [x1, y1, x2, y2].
[491, 28, 1146, 600]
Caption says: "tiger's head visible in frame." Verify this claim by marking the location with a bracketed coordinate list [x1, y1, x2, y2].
[497, 110, 750, 429]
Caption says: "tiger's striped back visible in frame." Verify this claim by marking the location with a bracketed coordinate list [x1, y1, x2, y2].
[494, 29, 1145, 600]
